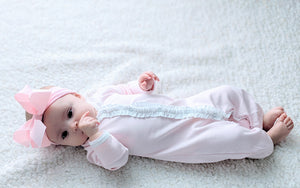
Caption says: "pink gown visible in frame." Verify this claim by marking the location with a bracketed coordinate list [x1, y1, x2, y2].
[82, 81, 274, 171]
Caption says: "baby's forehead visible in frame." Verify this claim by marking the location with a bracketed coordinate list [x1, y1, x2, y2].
[50, 94, 76, 107]
[44, 93, 79, 118]
[44, 95, 71, 119]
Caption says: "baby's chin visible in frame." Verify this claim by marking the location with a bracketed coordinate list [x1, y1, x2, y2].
[81, 136, 90, 145]
[76, 136, 89, 146]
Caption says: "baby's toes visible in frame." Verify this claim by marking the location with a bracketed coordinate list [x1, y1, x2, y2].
[275, 106, 284, 114]
[286, 119, 294, 130]
[287, 123, 294, 130]
[284, 116, 291, 124]
[276, 106, 284, 111]
[278, 113, 286, 122]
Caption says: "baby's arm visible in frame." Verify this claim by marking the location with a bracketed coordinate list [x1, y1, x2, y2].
[85, 133, 129, 171]
[79, 112, 129, 171]
[101, 71, 160, 96]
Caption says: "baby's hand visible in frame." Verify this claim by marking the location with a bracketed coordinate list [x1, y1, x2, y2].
[78, 111, 100, 138]
[138, 71, 160, 91]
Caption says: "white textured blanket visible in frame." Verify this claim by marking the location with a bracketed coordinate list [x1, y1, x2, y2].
[0, 0, 299, 187]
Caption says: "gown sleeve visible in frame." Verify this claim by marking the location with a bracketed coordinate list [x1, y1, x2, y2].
[83, 131, 129, 171]
[102, 80, 156, 96]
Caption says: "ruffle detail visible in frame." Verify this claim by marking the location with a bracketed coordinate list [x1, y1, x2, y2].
[97, 102, 231, 121]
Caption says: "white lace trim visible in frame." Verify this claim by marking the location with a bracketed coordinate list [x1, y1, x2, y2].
[97, 102, 231, 121]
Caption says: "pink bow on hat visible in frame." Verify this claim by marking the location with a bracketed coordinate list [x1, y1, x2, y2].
[14, 85, 74, 148]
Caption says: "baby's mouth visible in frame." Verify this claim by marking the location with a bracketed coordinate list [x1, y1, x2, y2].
[82, 131, 89, 141]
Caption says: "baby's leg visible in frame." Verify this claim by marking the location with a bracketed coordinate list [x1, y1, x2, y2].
[187, 85, 265, 129]
[196, 120, 274, 162]
[266, 113, 294, 144]
[217, 86, 264, 130]
[263, 107, 285, 131]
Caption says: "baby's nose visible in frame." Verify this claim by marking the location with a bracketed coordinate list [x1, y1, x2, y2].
[70, 121, 78, 132]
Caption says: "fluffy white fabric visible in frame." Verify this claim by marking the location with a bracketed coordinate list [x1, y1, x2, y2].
[0, 0, 299, 187]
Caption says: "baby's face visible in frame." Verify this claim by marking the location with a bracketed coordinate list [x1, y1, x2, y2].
[43, 93, 97, 146]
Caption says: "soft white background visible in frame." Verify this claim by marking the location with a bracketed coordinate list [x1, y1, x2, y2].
[0, 0, 299, 187]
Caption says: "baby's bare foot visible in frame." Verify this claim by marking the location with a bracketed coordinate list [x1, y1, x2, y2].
[263, 107, 285, 131]
[267, 113, 294, 144]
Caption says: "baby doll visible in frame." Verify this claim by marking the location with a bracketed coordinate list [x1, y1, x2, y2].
[14, 71, 294, 171]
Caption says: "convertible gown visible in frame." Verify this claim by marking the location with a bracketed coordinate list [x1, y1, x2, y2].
[82, 81, 273, 170]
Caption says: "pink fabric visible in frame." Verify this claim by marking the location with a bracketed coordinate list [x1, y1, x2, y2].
[83, 82, 274, 170]
[14, 85, 75, 148]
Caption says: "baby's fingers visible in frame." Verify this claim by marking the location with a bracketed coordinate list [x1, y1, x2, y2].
[151, 73, 160, 81]
[140, 81, 147, 88]
[81, 111, 90, 120]
[81, 116, 98, 123]
[145, 71, 160, 81]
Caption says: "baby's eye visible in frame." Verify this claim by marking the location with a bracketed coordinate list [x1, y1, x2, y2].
[62, 131, 68, 140]
[67, 108, 73, 118]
